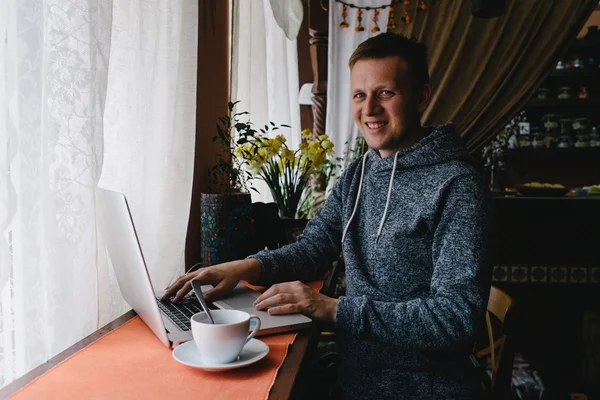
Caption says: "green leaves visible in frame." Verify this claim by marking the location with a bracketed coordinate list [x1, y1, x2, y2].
[207, 101, 293, 195]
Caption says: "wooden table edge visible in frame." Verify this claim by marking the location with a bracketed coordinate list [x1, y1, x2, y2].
[267, 329, 312, 400]
[0, 310, 311, 400]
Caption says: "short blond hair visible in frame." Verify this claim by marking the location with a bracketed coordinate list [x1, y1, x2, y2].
[349, 32, 430, 88]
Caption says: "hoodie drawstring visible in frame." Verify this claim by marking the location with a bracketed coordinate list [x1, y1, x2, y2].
[341, 150, 399, 246]
[376, 151, 399, 243]
[341, 151, 368, 247]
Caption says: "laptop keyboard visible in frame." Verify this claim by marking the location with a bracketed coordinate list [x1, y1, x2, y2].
[156, 296, 217, 332]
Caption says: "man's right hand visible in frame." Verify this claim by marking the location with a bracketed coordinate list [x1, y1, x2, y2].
[161, 258, 262, 303]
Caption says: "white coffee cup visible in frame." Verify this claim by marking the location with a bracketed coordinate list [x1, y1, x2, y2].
[191, 310, 261, 365]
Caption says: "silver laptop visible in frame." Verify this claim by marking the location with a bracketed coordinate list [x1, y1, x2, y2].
[96, 188, 312, 348]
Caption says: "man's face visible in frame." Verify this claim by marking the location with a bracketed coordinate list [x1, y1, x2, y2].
[350, 56, 430, 158]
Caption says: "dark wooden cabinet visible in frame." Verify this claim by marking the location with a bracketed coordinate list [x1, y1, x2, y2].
[491, 196, 600, 396]
[502, 38, 600, 191]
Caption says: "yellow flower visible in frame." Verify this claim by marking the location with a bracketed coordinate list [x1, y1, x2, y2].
[301, 128, 313, 140]
[318, 134, 329, 142]
[281, 148, 295, 161]
[322, 139, 334, 152]
[312, 153, 326, 170]
[274, 135, 286, 145]
[257, 147, 268, 160]
[307, 140, 321, 154]
[272, 139, 284, 156]
[235, 143, 253, 160]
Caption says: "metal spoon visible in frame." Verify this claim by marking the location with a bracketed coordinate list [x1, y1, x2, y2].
[191, 280, 215, 324]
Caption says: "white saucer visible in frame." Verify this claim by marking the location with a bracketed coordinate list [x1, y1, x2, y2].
[172, 339, 269, 371]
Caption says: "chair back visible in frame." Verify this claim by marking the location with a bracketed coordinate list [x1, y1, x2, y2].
[474, 286, 515, 399]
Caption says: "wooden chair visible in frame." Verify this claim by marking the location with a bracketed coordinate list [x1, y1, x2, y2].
[473, 286, 516, 400]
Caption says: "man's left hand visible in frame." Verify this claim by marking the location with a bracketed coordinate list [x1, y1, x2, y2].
[253, 281, 339, 323]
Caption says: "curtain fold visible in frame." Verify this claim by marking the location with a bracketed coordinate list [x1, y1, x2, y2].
[390, 0, 598, 152]
[0, 0, 113, 385]
[269, 0, 304, 40]
[231, 0, 301, 203]
[98, 0, 198, 290]
[0, 0, 198, 387]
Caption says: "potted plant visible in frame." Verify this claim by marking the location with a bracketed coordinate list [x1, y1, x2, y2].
[234, 127, 336, 246]
[236, 127, 336, 219]
[200, 101, 268, 266]
[202, 101, 338, 263]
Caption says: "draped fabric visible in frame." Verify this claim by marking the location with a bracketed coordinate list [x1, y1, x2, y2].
[390, 0, 598, 152]
[231, 0, 302, 202]
[325, 0, 391, 163]
[0, 0, 198, 386]
[269, 0, 304, 40]
[99, 0, 198, 289]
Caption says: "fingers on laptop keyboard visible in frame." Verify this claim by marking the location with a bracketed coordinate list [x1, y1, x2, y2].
[172, 281, 193, 302]
[162, 275, 191, 301]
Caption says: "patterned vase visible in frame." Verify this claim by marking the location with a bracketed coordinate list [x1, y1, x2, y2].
[200, 193, 252, 266]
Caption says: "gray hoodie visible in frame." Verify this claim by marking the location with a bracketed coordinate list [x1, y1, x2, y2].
[250, 124, 492, 399]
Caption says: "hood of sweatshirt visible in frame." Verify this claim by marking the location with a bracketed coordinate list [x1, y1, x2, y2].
[367, 123, 470, 173]
[342, 123, 470, 244]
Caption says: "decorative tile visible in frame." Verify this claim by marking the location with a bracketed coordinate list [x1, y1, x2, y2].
[530, 266, 548, 283]
[492, 265, 508, 282]
[550, 267, 568, 283]
[591, 268, 600, 284]
[511, 266, 528, 283]
[570, 267, 588, 284]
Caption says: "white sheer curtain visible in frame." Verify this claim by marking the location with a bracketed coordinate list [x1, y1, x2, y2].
[231, 0, 301, 203]
[0, 0, 114, 386]
[0, 0, 197, 387]
[326, 0, 390, 163]
[98, 0, 198, 290]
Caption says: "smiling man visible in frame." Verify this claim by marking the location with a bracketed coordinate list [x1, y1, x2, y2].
[164, 33, 492, 400]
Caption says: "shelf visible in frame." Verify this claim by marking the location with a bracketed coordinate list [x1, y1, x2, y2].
[525, 98, 600, 107]
[504, 147, 600, 162]
[569, 37, 600, 48]
[548, 68, 600, 77]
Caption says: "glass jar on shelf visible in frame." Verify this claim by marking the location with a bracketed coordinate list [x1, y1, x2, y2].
[541, 114, 559, 147]
[590, 126, 600, 147]
[518, 134, 532, 148]
[557, 118, 573, 148]
[557, 135, 572, 148]
[536, 88, 551, 99]
[555, 60, 565, 70]
[574, 133, 590, 148]
[558, 86, 573, 99]
[559, 118, 573, 135]
[578, 86, 588, 99]
[573, 117, 589, 133]
[541, 114, 559, 135]
[531, 125, 545, 148]
[572, 55, 584, 68]
[573, 118, 590, 148]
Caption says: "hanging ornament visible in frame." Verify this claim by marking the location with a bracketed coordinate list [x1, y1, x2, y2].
[401, 0, 412, 24]
[371, 9, 381, 33]
[387, 5, 397, 30]
[340, 4, 350, 28]
[355, 8, 365, 32]
[335, 1, 425, 33]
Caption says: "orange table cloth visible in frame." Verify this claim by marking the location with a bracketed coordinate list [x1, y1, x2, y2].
[9, 280, 323, 400]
